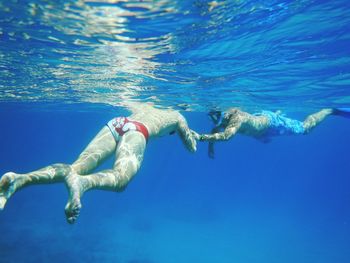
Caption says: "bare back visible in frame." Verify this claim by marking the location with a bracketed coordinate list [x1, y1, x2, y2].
[224, 108, 270, 138]
[128, 104, 184, 138]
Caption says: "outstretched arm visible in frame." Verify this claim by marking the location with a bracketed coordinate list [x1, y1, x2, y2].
[176, 116, 197, 152]
[199, 124, 240, 142]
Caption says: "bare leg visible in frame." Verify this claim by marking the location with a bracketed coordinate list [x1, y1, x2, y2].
[303, 109, 333, 133]
[71, 126, 117, 175]
[0, 126, 116, 210]
[64, 131, 146, 224]
[0, 164, 70, 210]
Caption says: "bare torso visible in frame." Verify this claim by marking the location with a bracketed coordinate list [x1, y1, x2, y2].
[224, 108, 271, 138]
[128, 104, 183, 138]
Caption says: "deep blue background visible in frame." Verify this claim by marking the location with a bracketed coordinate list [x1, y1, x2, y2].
[1, 0, 350, 262]
[0, 104, 349, 263]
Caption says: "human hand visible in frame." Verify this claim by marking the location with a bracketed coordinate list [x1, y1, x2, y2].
[190, 130, 201, 141]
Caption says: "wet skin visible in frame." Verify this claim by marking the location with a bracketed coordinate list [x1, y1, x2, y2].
[0, 104, 197, 224]
[195, 108, 333, 158]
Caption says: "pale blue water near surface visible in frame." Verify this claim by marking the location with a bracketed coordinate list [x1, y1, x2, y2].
[1, 0, 350, 262]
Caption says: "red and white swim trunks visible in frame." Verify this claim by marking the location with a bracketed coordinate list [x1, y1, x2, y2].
[107, 117, 149, 142]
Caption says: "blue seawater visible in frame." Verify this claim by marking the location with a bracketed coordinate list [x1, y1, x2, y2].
[1, 0, 350, 262]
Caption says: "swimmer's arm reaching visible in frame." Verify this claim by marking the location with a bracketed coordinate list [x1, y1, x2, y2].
[199, 124, 240, 142]
[176, 116, 197, 152]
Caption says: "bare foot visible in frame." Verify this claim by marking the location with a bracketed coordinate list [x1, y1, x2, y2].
[64, 173, 85, 224]
[65, 197, 82, 224]
[0, 172, 19, 210]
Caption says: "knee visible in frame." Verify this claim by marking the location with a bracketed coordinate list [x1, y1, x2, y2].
[113, 159, 140, 191]
[114, 174, 130, 192]
[114, 165, 138, 192]
[116, 182, 128, 192]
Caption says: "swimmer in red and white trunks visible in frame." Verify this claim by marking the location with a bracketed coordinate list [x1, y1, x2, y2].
[0, 103, 197, 224]
[107, 116, 150, 143]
